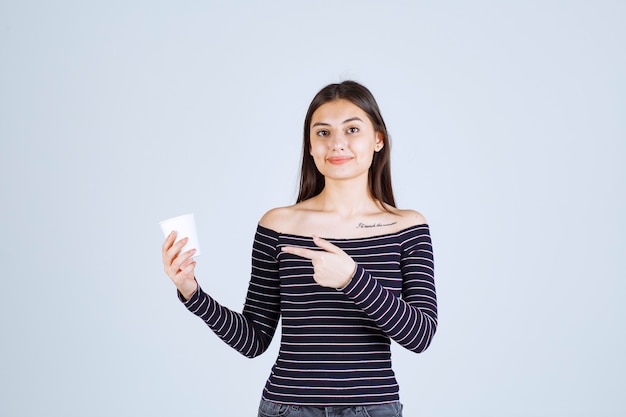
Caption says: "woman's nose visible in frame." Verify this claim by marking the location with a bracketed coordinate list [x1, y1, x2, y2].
[331, 135, 345, 151]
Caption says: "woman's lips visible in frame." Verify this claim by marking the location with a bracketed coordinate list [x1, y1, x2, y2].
[327, 156, 352, 164]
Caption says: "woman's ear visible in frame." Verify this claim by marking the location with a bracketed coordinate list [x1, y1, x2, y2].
[375, 132, 384, 152]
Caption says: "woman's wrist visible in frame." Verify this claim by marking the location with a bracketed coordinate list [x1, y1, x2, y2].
[179, 278, 198, 301]
[337, 262, 357, 290]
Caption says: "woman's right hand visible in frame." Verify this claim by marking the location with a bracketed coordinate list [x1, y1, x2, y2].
[162, 231, 198, 300]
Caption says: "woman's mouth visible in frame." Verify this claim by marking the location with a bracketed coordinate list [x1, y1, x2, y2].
[327, 156, 352, 164]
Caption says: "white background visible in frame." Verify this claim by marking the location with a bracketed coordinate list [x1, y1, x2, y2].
[1, 1, 624, 416]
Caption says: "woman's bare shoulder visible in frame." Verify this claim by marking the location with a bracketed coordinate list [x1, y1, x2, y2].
[389, 207, 428, 228]
[258, 204, 304, 232]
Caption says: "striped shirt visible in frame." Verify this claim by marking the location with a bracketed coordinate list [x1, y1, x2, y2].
[181, 223, 437, 406]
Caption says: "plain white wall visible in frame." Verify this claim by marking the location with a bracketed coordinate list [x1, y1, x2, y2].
[1, 1, 624, 416]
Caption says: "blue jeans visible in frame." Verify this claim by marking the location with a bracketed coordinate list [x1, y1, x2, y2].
[257, 399, 403, 417]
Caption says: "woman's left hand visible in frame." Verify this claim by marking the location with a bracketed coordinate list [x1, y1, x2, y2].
[281, 235, 356, 289]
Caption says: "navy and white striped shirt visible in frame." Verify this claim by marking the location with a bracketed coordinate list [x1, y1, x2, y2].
[181, 224, 437, 406]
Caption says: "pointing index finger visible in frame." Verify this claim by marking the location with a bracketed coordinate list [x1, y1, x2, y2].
[281, 245, 319, 260]
[311, 235, 342, 254]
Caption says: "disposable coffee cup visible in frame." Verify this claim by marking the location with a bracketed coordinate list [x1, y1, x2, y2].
[159, 213, 201, 257]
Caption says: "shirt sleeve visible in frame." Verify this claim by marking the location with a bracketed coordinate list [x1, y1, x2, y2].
[179, 225, 281, 358]
[340, 225, 437, 353]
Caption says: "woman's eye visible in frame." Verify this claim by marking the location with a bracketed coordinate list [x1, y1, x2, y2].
[347, 127, 359, 134]
[316, 130, 330, 137]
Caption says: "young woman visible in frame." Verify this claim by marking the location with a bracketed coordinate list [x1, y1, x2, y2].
[162, 81, 437, 417]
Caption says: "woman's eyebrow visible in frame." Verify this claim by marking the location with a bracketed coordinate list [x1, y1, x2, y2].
[312, 121, 331, 128]
[311, 117, 364, 128]
[342, 117, 363, 124]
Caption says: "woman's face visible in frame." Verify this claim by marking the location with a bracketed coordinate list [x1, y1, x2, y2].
[309, 99, 383, 182]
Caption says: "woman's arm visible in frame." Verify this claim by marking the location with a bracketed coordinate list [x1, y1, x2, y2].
[341, 224, 437, 353]
[174, 226, 282, 358]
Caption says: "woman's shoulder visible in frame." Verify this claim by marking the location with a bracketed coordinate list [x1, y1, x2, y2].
[258, 204, 305, 233]
[398, 208, 428, 226]
[386, 206, 428, 229]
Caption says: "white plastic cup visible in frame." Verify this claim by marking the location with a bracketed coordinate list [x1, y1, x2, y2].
[159, 213, 201, 257]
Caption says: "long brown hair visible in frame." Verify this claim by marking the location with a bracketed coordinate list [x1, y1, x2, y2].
[297, 80, 396, 207]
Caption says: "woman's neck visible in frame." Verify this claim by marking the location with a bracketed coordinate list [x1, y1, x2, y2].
[315, 180, 382, 218]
